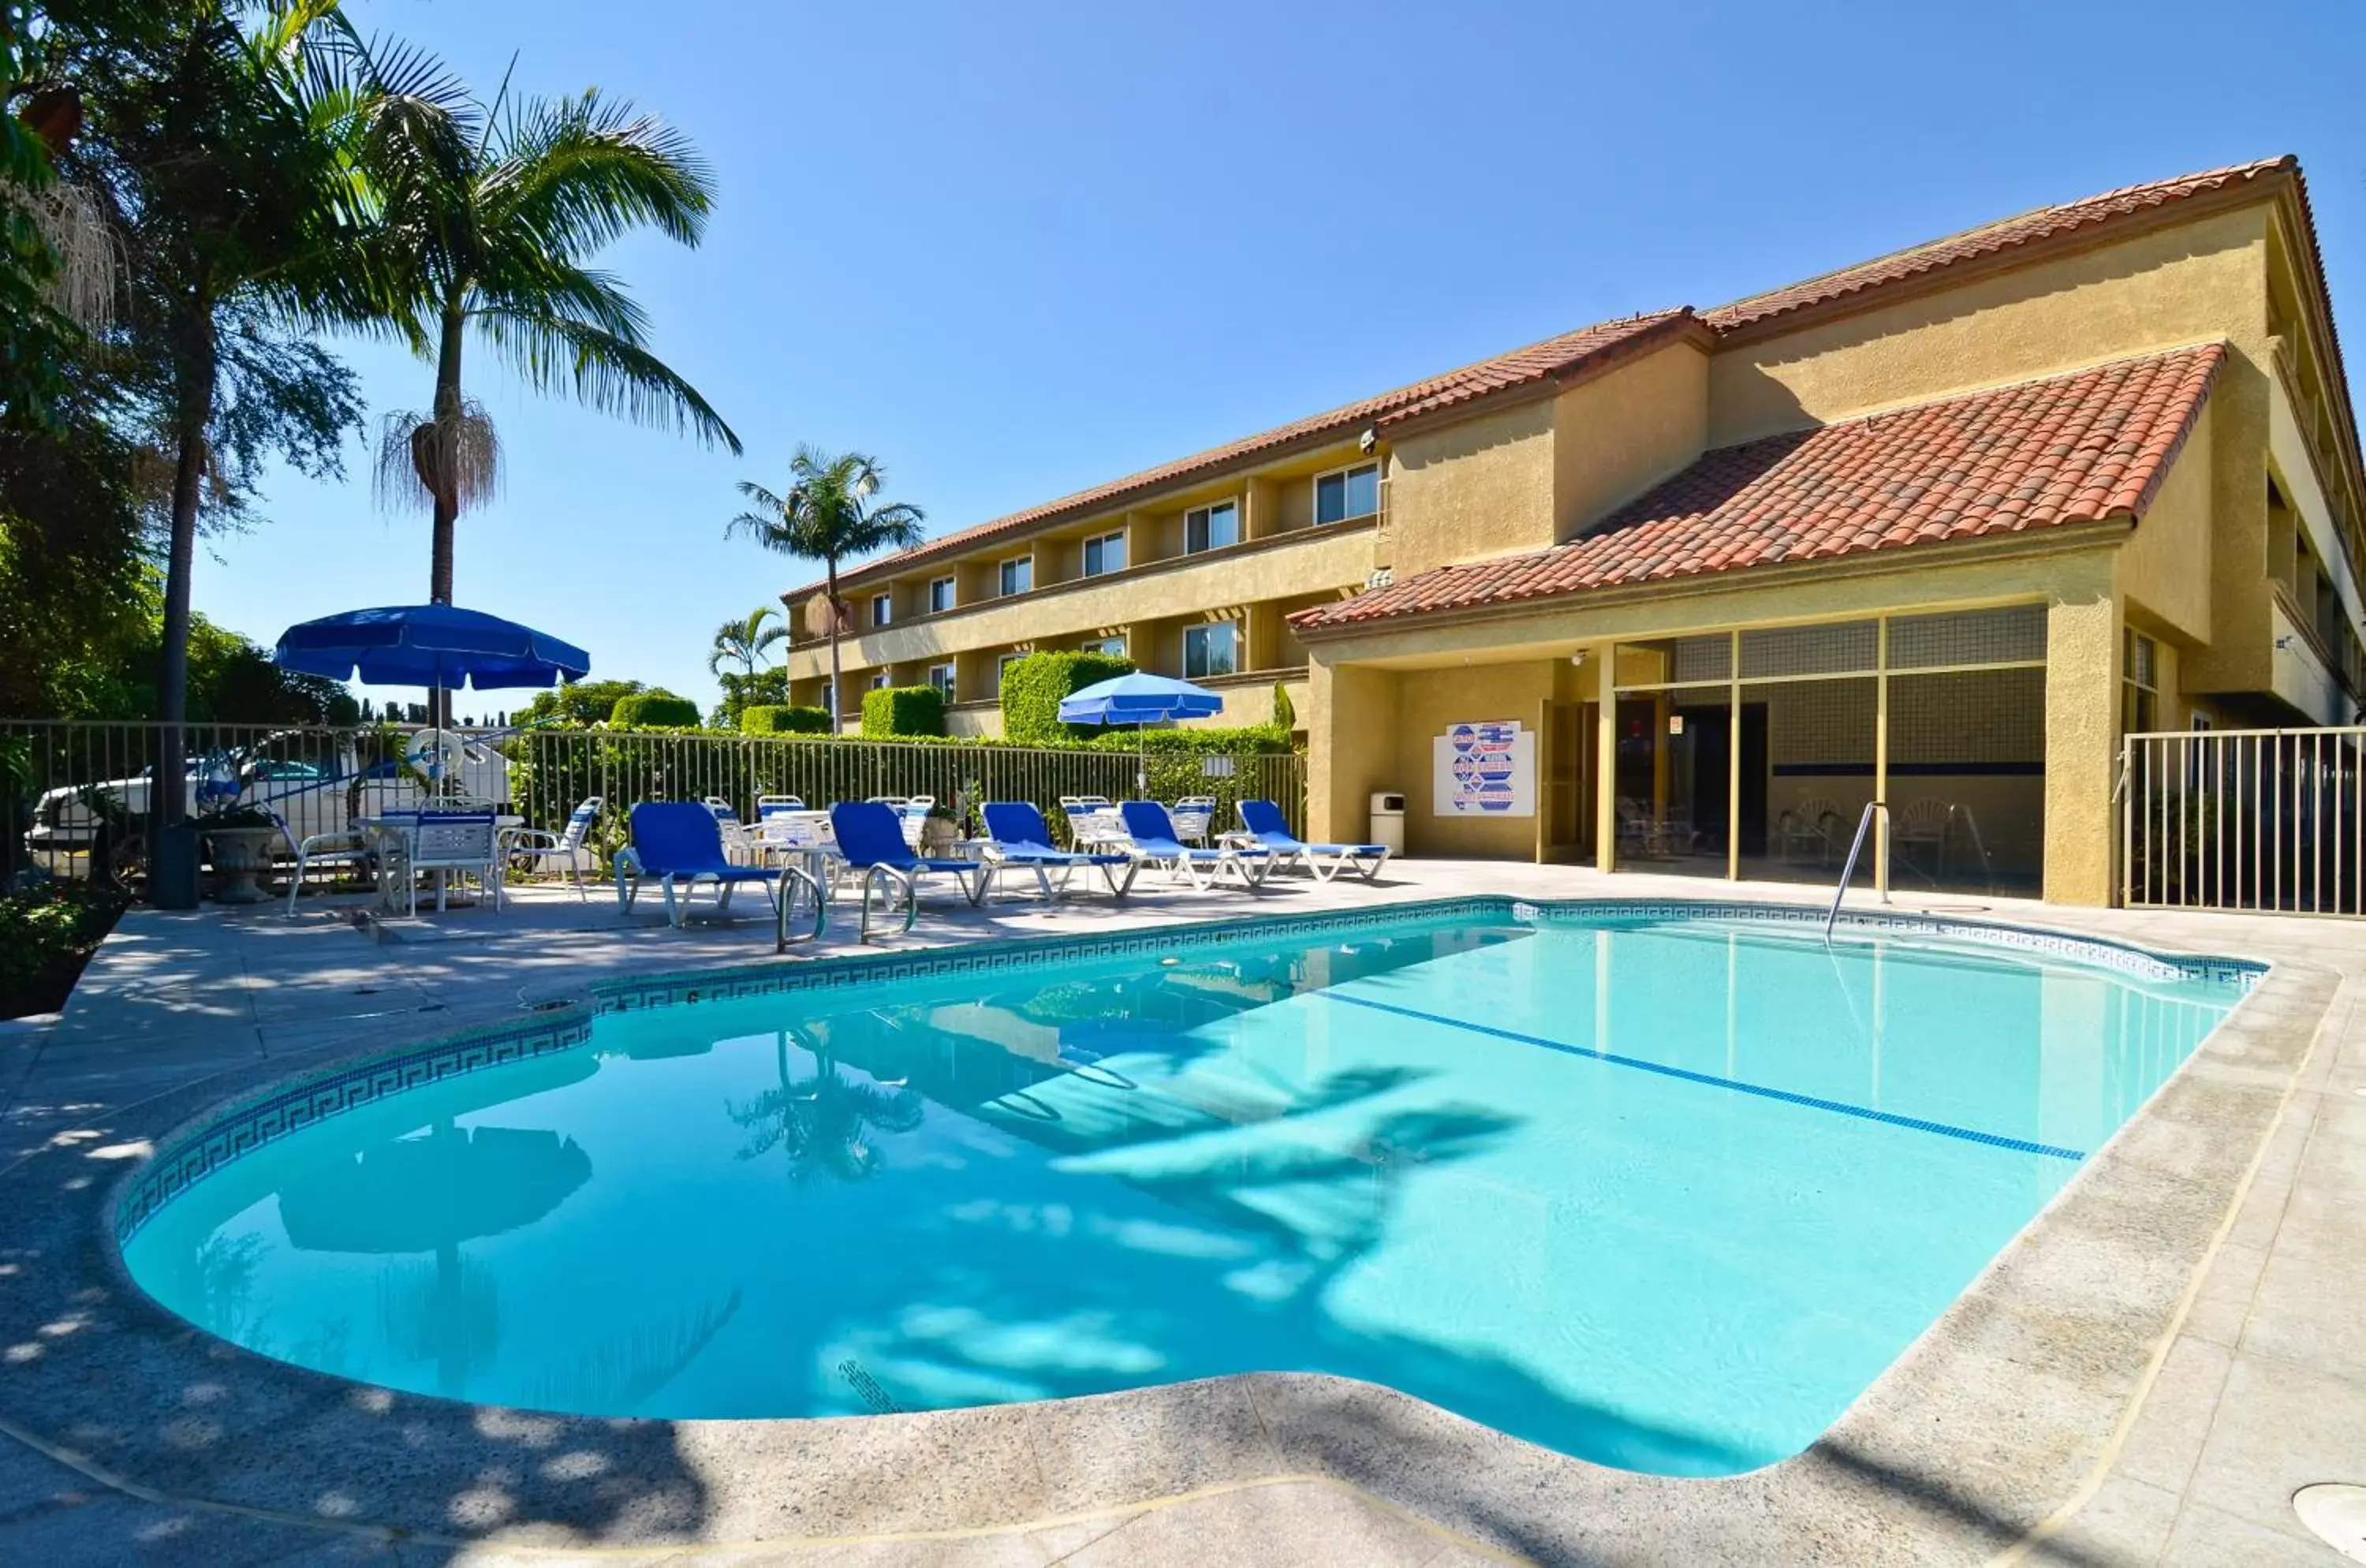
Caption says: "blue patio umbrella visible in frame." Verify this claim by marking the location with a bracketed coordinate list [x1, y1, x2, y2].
[1058, 672, 1224, 793]
[274, 603, 591, 692]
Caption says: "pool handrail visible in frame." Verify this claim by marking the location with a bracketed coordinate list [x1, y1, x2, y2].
[1823, 801, 1894, 940]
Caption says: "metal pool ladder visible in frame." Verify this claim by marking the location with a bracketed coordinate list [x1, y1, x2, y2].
[1823, 801, 1892, 941]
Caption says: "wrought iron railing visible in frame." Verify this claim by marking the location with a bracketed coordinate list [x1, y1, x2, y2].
[2120, 725, 2366, 916]
[0, 719, 1307, 895]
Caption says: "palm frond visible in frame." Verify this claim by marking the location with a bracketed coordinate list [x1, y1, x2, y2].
[481, 88, 715, 257]
[472, 306, 741, 453]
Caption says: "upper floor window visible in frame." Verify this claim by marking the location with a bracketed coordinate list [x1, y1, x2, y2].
[1315, 462, 1379, 525]
[928, 576, 957, 614]
[1083, 529, 1126, 577]
[869, 592, 892, 628]
[1184, 622, 1238, 680]
[927, 663, 956, 698]
[1185, 501, 1238, 554]
[999, 556, 1032, 595]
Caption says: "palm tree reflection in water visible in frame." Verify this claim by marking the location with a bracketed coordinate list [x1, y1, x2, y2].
[730, 1029, 926, 1185]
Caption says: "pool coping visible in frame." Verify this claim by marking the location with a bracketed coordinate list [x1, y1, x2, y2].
[34, 897, 2339, 1563]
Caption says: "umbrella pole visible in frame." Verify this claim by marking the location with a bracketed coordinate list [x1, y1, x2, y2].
[1137, 723, 1147, 798]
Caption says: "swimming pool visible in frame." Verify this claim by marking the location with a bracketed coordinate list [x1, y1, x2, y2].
[118, 901, 2252, 1477]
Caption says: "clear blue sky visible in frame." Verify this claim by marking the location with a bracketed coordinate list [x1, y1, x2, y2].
[202, 0, 2366, 719]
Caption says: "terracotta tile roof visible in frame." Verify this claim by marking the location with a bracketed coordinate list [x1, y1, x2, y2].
[1703, 158, 2294, 334]
[793, 309, 1699, 597]
[1291, 344, 2226, 634]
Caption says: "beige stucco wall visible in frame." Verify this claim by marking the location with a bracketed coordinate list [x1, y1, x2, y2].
[1551, 340, 1711, 536]
[2043, 552, 2122, 905]
[2116, 402, 2215, 646]
[1384, 399, 1558, 581]
[1393, 662, 1557, 859]
[1307, 659, 1401, 845]
[1707, 206, 2271, 446]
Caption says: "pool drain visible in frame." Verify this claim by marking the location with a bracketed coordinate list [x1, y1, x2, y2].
[2295, 1484, 2366, 1562]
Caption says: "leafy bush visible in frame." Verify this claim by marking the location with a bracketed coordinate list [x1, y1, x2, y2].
[1271, 680, 1297, 730]
[1, 882, 126, 1018]
[861, 685, 946, 738]
[713, 666, 789, 730]
[609, 690, 703, 730]
[999, 650, 1136, 745]
[517, 678, 647, 728]
[741, 704, 831, 736]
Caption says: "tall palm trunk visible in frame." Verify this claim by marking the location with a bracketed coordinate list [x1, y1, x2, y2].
[426, 298, 465, 726]
[158, 280, 218, 829]
[824, 558, 842, 732]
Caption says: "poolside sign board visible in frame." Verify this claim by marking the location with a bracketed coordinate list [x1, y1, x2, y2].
[1434, 720, 1536, 816]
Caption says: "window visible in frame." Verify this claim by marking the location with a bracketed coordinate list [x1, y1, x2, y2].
[928, 576, 956, 614]
[1082, 529, 1126, 577]
[1083, 636, 1125, 658]
[999, 556, 1032, 595]
[995, 651, 1026, 691]
[927, 663, 956, 698]
[1185, 500, 1238, 554]
[1315, 462, 1379, 525]
[1184, 622, 1238, 679]
[869, 592, 892, 628]
[2122, 629, 2159, 734]
[868, 671, 890, 690]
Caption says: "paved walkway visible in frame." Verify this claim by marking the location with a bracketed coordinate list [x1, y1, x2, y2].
[2, 864, 2360, 1565]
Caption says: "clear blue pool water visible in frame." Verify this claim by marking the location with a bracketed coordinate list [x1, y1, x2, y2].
[122, 909, 2246, 1475]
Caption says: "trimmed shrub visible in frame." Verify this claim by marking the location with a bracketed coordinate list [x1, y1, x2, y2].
[1270, 680, 1297, 730]
[861, 685, 947, 738]
[609, 690, 703, 730]
[1000, 650, 1136, 745]
[741, 704, 831, 737]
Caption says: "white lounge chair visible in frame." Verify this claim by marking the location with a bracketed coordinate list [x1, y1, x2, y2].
[281, 811, 375, 916]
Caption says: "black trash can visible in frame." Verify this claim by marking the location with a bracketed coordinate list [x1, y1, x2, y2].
[151, 821, 201, 909]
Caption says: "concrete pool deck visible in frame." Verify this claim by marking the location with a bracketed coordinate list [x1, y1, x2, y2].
[2, 861, 2361, 1566]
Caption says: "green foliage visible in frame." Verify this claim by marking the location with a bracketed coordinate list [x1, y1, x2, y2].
[609, 689, 703, 730]
[999, 650, 1136, 745]
[860, 685, 946, 738]
[1271, 680, 1297, 730]
[711, 666, 787, 729]
[516, 679, 644, 727]
[740, 704, 829, 736]
[0, 880, 125, 1018]
[707, 606, 786, 677]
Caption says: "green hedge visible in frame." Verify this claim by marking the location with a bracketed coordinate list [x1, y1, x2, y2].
[610, 690, 703, 730]
[740, 704, 831, 736]
[860, 685, 947, 738]
[999, 650, 1136, 745]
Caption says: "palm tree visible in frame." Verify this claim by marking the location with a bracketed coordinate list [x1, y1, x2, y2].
[729, 1030, 924, 1185]
[66, 2, 392, 813]
[707, 605, 785, 679]
[356, 55, 741, 610]
[727, 447, 926, 724]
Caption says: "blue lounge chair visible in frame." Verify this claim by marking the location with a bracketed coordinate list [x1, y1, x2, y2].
[1233, 799, 1391, 883]
[830, 801, 991, 938]
[981, 802, 1139, 899]
[616, 801, 789, 927]
[1118, 801, 1270, 891]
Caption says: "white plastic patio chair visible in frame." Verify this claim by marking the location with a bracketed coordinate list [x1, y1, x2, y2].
[394, 811, 503, 917]
[506, 796, 603, 902]
[756, 793, 805, 817]
[1776, 798, 1844, 865]
[280, 811, 374, 916]
[703, 797, 760, 865]
[1169, 795, 1218, 846]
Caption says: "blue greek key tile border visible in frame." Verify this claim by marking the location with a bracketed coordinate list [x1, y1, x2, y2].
[114, 895, 2258, 1246]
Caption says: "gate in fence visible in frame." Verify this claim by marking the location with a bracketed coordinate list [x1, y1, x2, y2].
[0, 719, 1308, 891]
[2120, 725, 2366, 916]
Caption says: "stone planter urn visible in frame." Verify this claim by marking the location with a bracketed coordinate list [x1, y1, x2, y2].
[203, 825, 282, 905]
[919, 815, 960, 856]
